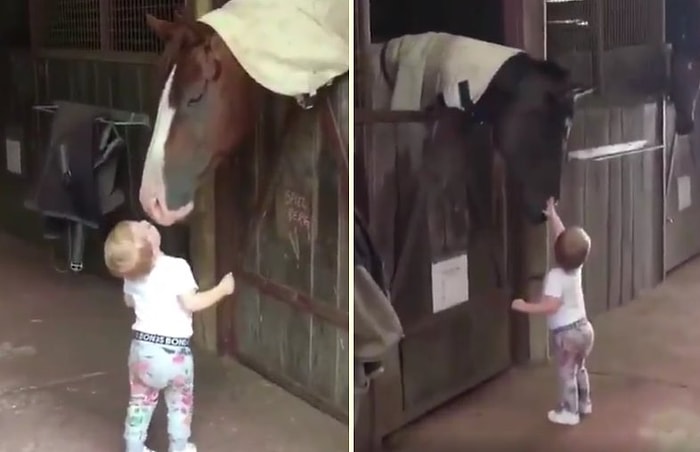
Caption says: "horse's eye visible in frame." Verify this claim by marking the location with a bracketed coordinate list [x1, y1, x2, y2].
[187, 91, 204, 107]
[186, 80, 208, 107]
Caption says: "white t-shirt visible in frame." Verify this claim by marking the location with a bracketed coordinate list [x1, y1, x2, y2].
[542, 266, 587, 330]
[123, 254, 199, 338]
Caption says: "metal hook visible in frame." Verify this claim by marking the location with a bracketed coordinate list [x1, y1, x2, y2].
[95, 115, 151, 129]
[32, 104, 152, 129]
[32, 104, 59, 114]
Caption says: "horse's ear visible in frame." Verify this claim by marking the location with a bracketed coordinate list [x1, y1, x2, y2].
[173, 8, 185, 23]
[146, 14, 177, 42]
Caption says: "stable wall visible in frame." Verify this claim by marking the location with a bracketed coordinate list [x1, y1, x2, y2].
[0, 50, 189, 276]
[559, 99, 665, 317]
[664, 104, 700, 272]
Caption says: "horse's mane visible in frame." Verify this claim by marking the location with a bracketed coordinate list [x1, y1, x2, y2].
[533, 59, 579, 112]
[533, 59, 570, 83]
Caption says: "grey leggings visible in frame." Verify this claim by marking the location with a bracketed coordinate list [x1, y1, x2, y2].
[550, 319, 595, 414]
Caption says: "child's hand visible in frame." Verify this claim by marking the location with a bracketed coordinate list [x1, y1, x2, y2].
[543, 197, 557, 218]
[511, 298, 528, 312]
[218, 272, 235, 295]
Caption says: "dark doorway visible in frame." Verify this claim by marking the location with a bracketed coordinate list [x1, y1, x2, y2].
[370, 0, 505, 44]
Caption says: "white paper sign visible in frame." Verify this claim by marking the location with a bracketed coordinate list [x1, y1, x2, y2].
[5, 139, 22, 175]
[678, 175, 692, 211]
[431, 254, 469, 313]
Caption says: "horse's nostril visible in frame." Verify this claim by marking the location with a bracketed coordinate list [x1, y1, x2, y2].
[150, 197, 167, 220]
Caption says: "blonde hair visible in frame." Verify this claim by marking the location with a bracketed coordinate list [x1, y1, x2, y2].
[554, 226, 591, 271]
[104, 221, 154, 279]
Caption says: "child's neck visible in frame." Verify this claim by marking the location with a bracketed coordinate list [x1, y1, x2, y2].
[556, 265, 579, 273]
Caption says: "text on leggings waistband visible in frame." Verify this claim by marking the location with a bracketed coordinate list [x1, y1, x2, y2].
[133, 330, 190, 347]
[550, 318, 589, 334]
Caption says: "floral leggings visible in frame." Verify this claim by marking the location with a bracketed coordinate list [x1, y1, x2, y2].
[124, 339, 194, 452]
[550, 319, 595, 414]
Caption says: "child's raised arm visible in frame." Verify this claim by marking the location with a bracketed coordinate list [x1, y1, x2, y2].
[545, 198, 565, 245]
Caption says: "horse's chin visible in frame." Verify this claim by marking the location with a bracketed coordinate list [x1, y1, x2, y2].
[676, 117, 694, 136]
[525, 210, 547, 225]
[144, 200, 194, 226]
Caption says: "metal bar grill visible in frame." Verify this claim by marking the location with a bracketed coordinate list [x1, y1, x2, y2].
[546, 0, 664, 89]
[601, 0, 663, 50]
[44, 0, 102, 50]
[110, 0, 181, 53]
[34, 0, 184, 53]
[547, 0, 663, 53]
[546, 0, 595, 57]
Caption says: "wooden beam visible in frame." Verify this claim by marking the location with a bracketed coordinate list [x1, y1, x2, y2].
[502, 0, 550, 365]
[190, 0, 219, 353]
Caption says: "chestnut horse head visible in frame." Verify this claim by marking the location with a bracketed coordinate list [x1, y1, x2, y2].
[139, 14, 261, 225]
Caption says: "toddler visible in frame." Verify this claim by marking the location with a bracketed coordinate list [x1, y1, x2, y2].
[104, 220, 235, 452]
[511, 198, 594, 426]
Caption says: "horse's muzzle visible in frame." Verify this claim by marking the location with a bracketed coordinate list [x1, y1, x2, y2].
[140, 189, 194, 226]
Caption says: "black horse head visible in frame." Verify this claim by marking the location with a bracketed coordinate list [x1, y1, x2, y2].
[667, 0, 700, 135]
[488, 57, 588, 223]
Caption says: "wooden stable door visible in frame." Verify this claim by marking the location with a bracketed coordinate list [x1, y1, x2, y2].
[215, 80, 349, 421]
[664, 104, 700, 273]
[367, 112, 511, 423]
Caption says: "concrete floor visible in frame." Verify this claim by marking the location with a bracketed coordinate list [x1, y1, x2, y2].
[0, 234, 347, 452]
[383, 257, 700, 452]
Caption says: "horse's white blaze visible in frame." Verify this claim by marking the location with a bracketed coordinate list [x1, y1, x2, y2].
[141, 66, 177, 205]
